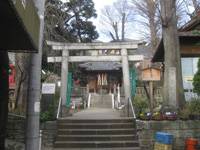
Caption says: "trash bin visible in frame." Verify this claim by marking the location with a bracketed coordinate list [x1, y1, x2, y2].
[186, 139, 198, 150]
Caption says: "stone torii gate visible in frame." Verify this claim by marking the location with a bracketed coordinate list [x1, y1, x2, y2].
[46, 41, 144, 117]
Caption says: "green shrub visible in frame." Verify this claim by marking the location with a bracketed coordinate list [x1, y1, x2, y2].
[6, 144, 22, 150]
[193, 57, 200, 96]
[40, 104, 57, 122]
[133, 99, 150, 115]
[187, 98, 200, 114]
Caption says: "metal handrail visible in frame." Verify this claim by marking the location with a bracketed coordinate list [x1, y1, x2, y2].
[128, 97, 136, 119]
[8, 113, 26, 119]
[88, 94, 91, 108]
[56, 97, 62, 119]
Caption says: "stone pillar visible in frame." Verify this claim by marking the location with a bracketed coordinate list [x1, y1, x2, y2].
[121, 48, 132, 116]
[109, 77, 112, 94]
[114, 84, 116, 95]
[167, 67, 178, 111]
[87, 84, 89, 96]
[60, 50, 69, 117]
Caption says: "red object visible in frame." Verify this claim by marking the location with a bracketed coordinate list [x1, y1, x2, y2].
[186, 139, 198, 150]
[77, 80, 80, 83]
[10, 65, 15, 68]
[9, 65, 16, 88]
[122, 80, 124, 83]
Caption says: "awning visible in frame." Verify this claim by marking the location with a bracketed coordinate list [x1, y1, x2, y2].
[0, 0, 40, 52]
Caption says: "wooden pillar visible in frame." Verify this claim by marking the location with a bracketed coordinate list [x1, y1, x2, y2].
[150, 81, 153, 113]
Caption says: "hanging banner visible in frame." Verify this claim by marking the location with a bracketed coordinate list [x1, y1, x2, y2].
[97, 73, 101, 85]
[104, 74, 108, 85]
[130, 69, 136, 101]
[66, 73, 72, 107]
[102, 73, 104, 85]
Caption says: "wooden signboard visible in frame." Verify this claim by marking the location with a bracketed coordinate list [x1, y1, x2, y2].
[142, 67, 161, 113]
[142, 68, 161, 81]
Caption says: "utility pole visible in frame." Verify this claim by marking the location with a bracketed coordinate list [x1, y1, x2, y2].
[25, 0, 45, 150]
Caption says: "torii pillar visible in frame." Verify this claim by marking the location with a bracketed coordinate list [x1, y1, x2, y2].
[60, 50, 70, 117]
[121, 48, 132, 116]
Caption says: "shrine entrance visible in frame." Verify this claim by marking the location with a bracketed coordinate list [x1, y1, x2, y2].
[88, 73, 119, 94]
[47, 41, 144, 117]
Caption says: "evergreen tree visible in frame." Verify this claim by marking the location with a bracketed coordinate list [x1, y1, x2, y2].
[193, 57, 200, 96]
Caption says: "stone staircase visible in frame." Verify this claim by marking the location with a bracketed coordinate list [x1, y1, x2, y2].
[91, 94, 112, 108]
[54, 119, 139, 150]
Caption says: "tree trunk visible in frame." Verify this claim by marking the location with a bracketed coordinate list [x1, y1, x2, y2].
[14, 53, 30, 108]
[0, 52, 9, 150]
[192, 0, 199, 11]
[160, 0, 185, 111]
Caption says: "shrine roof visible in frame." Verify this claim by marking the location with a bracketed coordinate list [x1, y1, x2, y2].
[79, 62, 122, 72]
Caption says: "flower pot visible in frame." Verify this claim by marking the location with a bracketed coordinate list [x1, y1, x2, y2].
[153, 116, 163, 121]
[188, 114, 195, 120]
[140, 116, 151, 121]
[166, 116, 177, 121]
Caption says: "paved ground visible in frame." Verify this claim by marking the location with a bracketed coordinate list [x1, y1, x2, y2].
[65, 107, 124, 120]
[5, 108, 128, 149]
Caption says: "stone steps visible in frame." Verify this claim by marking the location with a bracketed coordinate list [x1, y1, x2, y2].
[58, 123, 134, 129]
[58, 119, 134, 123]
[56, 134, 136, 141]
[54, 148, 140, 150]
[57, 129, 135, 135]
[91, 94, 112, 108]
[54, 141, 139, 149]
[54, 119, 138, 149]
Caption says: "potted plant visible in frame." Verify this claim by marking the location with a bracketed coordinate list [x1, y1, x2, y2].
[178, 108, 189, 121]
[140, 112, 152, 120]
[153, 112, 164, 121]
[166, 112, 177, 120]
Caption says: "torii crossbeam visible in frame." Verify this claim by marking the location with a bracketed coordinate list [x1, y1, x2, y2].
[46, 40, 144, 117]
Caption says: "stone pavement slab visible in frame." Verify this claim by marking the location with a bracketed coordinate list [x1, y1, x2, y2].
[65, 108, 124, 120]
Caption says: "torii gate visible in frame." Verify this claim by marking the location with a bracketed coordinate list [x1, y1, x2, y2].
[46, 40, 144, 117]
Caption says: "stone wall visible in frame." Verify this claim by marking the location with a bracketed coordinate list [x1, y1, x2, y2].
[136, 120, 200, 150]
[6, 120, 57, 146]
[7, 120, 200, 149]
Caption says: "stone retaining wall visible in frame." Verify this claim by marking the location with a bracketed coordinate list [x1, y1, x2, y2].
[6, 120, 200, 149]
[6, 120, 57, 146]
[137, 120, 200, 150]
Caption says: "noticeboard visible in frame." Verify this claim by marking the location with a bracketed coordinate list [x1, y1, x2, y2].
[42, 83, 56, 94]
[142, 68, 161, 81]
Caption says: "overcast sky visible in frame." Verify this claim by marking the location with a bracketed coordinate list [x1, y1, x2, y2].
[92, 0, 117, 42]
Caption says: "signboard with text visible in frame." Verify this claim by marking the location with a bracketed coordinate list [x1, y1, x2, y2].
[142, 67, 161, 81]
[42, 83, 56, 94]
[130, 69, 136, 101]
[66, 73, 72, 107]
[185, 76, 194, 82]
